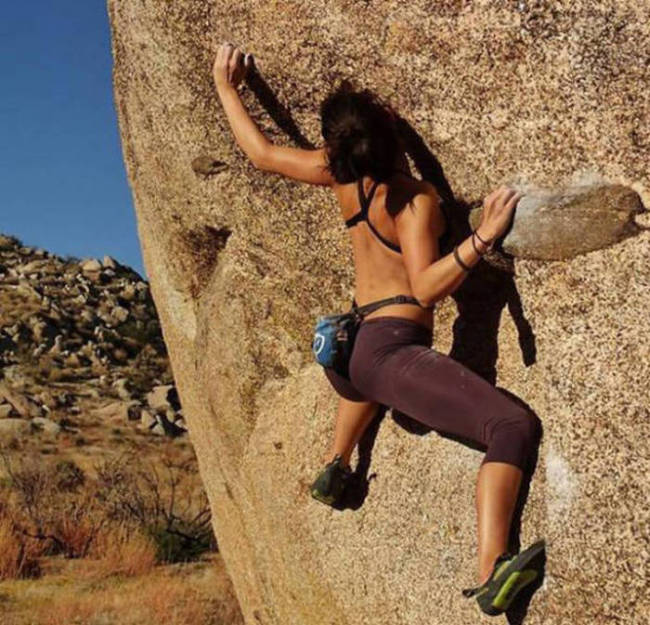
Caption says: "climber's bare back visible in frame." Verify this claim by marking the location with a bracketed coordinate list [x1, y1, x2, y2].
[332, 171, 446, 329]
[212, 137, 447, 329]
[212, 47, 448, 330]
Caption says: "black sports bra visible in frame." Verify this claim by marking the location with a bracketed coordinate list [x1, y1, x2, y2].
[345, 179, 402, 253]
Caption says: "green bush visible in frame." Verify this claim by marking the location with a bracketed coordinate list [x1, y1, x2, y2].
[145, 522, 214, 564]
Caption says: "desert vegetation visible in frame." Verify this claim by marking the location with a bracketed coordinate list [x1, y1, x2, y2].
[0, 233, 242, 624]
[0, 444, 242, 624]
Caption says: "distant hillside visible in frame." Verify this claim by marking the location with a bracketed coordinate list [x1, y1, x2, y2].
[0, 232, 189, 463]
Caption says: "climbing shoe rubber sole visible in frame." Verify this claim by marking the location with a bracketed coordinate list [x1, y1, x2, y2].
[462, 538, 545, 616]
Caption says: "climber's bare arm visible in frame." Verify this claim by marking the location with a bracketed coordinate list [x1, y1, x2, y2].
[213, 43, 334, 186]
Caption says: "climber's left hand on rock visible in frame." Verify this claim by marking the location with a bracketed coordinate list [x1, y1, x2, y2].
[213, 42, 252, 91]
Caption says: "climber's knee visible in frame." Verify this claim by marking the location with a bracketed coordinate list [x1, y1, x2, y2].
[484, 407, 541, 471]
[516, 409, 541, 459]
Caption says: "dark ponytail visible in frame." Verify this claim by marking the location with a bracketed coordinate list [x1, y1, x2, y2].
[320, 80, 400, 184]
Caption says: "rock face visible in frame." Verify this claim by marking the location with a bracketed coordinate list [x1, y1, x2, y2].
[107, 2, 650, 624]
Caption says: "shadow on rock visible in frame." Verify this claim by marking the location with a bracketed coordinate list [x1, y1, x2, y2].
[335, 406, 387, 511]
[245, 64, 315, 150]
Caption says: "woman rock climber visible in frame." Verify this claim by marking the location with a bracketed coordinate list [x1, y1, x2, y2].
[212, 42, 545, 616]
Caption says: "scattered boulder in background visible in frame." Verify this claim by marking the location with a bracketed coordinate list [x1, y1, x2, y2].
[149, 411, 186, 438]
[31, 416, 62, 436]
[113, 378, 133, 400]
[0, 235, 19, 251]
[146, 384, 179, 413]
[80, 258, 103, 282]
[102, 255, 118, 270]
[0, 381, 36, 418]
[126, 402, 142, 421]
[0, 418, 33, 437]
[0, 404, 14, 419]
[139, 408, 158, 431]
[0, 231, 187, 443]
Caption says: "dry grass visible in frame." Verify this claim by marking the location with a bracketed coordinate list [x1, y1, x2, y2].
[0, 553, 243, 625]
[0, 394, 239, 624]
[0, 515, 45, 580]
[86, 524, 157, 578]
[0, 448, 243, 625]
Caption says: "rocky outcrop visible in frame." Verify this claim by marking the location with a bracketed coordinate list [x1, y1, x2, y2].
[0, 233, 187, 441]
[107, 2, 650, 624]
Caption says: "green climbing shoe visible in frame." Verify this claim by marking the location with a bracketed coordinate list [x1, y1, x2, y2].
[310, 454, 353, 506]
[462, 539, 545, 616]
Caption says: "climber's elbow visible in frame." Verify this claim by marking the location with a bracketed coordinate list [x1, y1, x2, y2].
[413, 289, 435, 310]
[249, 142, 274, 171]
[409, 274, 434, 309]
[249, 151, 267, 170]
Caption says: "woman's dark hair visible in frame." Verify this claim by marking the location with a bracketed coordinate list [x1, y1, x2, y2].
[320, 80, 401, 184]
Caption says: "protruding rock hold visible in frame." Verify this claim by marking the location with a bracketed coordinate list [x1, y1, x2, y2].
[469, 184, 646, 260]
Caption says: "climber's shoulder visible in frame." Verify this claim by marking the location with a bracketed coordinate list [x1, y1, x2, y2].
[253, 145, 334, 186]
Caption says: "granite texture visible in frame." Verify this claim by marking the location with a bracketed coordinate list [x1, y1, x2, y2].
[469, 183, 646, 260]
[107, 1, 650, 623]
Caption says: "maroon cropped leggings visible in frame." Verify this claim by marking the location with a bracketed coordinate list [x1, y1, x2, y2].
[324, 316, 540, 471]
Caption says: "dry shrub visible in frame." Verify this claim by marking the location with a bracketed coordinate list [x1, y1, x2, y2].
[95, 452, 215, 562]
[0, 510, 44, 579]
[55, 492, 106, 559]
[0, 451, 106, 559]
[0, 516, 21, 578]
[0, 446, 214, 576]
[88, 523, 157, 578]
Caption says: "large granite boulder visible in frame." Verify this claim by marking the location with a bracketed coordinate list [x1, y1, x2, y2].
[107, 2, 650, 624]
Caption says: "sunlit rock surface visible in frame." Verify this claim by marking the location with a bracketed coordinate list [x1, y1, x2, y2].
[469, 182, 646, 260]
[108, 1, 650, 623]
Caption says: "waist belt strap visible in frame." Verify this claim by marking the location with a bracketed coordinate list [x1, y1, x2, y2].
[352, 294, 421, 317]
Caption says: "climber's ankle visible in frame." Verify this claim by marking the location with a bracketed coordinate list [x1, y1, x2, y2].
[323, 451, 351, 470]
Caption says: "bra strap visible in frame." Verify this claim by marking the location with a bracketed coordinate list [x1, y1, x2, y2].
[357, 179, 380, 215]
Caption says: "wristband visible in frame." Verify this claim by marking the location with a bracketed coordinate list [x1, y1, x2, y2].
[471, 231, 484, 256]
[473, 228, 495, 251]
[453, 245, 472, 272]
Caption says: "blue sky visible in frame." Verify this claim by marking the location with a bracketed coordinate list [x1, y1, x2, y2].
[0, 1, 146, 278]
